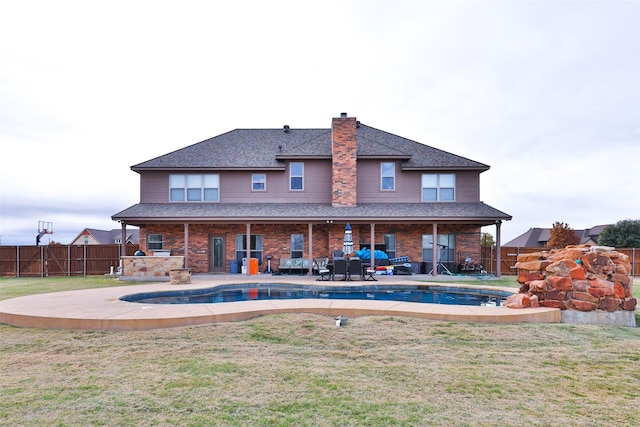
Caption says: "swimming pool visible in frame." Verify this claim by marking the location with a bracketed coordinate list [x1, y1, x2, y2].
[120, 284, 511, 306]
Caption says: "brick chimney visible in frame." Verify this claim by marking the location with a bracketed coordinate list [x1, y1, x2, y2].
[331, 112, 357, 207]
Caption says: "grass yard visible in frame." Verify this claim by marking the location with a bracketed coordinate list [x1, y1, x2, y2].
[0, 276, 146, 301]
[1, 276, 639, 426]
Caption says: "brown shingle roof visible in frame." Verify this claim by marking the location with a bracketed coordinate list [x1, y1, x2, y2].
[131, 124, 489, 171]
[113, 202, 511, 225]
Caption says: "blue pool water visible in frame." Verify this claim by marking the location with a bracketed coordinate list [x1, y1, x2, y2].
[120, 284, 511, 306]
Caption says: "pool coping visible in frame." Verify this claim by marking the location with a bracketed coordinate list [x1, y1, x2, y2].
[0, 274, 561, 330]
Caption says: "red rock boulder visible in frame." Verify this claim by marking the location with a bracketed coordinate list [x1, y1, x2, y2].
[621, 298, 637, 311]
[587, 279, 614, 298]
[528, 280, 547, 293]
[547, 276, 573, 292]
[540, 299, 568, 310]
[598, 298, 621, 312]
[580, 252, 616, 276]
[569, 299, 596, 312]
[505, 293, 531, 309]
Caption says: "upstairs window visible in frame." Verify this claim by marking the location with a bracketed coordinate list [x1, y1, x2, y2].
[381, 162, 395, 190]
[290, 162, 304, 191]
[170, 174, 219, 202]
[422, 173, 455, 201]
[252, 173, 266, 191]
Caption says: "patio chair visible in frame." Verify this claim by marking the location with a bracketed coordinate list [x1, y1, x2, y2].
[332, 250, 345, 261]
[333, 259, 348, 281]
[347, 258, 362, 281]
[314, 257, 331, 281]
[363, 264, 377, 281]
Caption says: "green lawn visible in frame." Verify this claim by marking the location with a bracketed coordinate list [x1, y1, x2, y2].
[0, 275, 143, 300]
[1, 276, 638, 426]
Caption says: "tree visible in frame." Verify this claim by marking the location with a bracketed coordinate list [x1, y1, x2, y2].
[481, 232, 495, 247]
[547, 221, 580, 249]
[598, 219, 640, 248]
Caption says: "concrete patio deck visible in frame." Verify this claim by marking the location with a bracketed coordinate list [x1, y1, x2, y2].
[0, 273, 561, 330]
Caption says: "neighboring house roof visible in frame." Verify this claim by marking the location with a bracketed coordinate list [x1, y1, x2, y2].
[112, 202, 511, 225]
[503, 228, 547, 247]
[576, 225, 608, 244]
[503, 225, 610, 247]
[71, 228, 139, 245]
[131, 124, 489, 171]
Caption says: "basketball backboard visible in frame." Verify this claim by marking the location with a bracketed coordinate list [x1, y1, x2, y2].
[38, 221, 53, 234]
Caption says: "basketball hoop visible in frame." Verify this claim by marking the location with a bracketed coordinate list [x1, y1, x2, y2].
[38, 221, 53, 234]
[36, 221, 53, 245]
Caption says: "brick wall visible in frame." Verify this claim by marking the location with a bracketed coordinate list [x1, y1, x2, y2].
[138, 223, 482, 273]
[357, 224, 481, 262]
[331, 114, 357, 207]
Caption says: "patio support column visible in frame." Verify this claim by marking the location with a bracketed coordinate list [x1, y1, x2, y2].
[495, 220, 502, 278]
[370, 223, 375, 267]
[120, 221, 126, 257]
[184, 223, 189, 268]
[245, 223, 251, 276]
[308, 223, 313, 276]
[432, 223, 438, 276]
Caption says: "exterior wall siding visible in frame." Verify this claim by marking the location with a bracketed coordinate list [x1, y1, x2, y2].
[140, 163, 333, 204]
[357, 160, 420, 202]
[138, 162, 480, 204]
[454, 171, 480, 202]
[356, 162, 481, 203]
[140, 172, 168, 203]
[221, 161, 331, 203]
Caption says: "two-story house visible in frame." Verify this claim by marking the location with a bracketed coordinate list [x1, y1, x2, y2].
[112, 113, 511, 276]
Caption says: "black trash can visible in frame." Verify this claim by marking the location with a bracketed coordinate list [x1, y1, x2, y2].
[420, 262, 428, 274]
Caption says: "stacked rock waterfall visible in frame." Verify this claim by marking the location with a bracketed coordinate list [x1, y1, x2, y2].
[505, 245, 636, 323]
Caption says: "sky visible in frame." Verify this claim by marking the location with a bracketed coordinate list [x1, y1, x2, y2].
[1, 0, 639, 246]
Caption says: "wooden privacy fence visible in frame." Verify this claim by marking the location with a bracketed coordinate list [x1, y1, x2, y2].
[1, 244, 637, 278]
[0, 244, 139, 277]
[481, 246, 640, 277]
